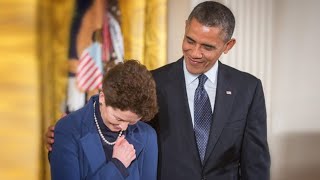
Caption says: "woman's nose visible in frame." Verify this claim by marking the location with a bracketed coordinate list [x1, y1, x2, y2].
[119, 121, 129, 131]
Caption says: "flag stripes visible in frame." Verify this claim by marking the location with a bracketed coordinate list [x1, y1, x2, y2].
[76, 50, 103, 91]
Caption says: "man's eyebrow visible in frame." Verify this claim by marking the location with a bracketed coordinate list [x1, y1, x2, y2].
[186, 36, 195, 41]
[186, 35, 216, 49]
[202, 43, 216, 49]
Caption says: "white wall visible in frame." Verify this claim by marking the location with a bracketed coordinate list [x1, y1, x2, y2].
[271, 0, 320, 133]
[167, 0, 190, 62]
[271, 0, 320, 179]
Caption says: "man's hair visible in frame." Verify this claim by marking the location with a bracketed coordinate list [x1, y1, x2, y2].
[187, 1, 235, 42]
[102, 60, 158, 121]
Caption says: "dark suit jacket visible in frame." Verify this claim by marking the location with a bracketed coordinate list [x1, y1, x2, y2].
[50, 96, 158, 180]
[151, 58, 270, 180]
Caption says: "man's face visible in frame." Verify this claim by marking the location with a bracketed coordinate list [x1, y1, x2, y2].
[182, 18, 235, 74]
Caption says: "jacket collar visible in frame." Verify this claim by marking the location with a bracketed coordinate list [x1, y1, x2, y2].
[203, 61, 235, 165]
[80, 95, 144, 172]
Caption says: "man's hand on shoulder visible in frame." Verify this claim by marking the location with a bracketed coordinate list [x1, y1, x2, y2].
[45, 125, 55, 151]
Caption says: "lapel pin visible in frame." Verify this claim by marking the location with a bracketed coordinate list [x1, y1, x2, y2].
[226, 91, 232, 95]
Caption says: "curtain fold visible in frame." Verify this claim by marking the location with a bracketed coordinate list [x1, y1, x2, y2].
[144, 0, 167, 69]
[37, 1, 74, 179]
[119, 0, 146, 63]
[119, 0, 167, 70]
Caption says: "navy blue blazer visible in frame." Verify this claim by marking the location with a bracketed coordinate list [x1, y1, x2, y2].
[151, 58, 270, 180]
[50, 96, 158, 180]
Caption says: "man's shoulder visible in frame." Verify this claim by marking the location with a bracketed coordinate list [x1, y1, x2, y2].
[151, 58, 183, 85]
[220, 62, 259, 83]
[152, 59, 181, 75]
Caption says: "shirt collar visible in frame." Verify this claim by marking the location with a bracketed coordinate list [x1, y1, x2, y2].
[183, 58, 219, 86]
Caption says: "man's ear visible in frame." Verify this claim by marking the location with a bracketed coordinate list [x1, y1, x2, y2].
[223, 38, 236, 54]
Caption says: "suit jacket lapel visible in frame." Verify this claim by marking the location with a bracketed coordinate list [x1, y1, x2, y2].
[80, 97, 106, 172]
[80, 97, 144, 173]
[168, 58, 201, 164]
[126, 126, 144, 158]
[80, 133, 106, 172]
[80, 127, 144, 174]
[203, 62, 235, 165]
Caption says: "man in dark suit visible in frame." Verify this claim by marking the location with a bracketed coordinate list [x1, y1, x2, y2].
[151, 1, 270, 179]
[46, 1, 270, 179]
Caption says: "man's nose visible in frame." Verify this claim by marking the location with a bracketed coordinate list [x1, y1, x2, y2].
[191, 45, 203, 58]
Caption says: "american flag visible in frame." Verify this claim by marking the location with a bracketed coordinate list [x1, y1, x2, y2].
[76, 44, 103, 92]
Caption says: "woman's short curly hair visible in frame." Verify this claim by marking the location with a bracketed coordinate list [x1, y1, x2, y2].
[102, 60, 158, 121]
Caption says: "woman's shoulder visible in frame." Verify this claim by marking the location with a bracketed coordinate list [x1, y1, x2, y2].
[135, 121, 156, 134]
[128, 121, 157, 142]
[128, 121, 157, 150]
[55, 106, 90, 133]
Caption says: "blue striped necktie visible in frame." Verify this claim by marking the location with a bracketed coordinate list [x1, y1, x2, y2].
[194, 74, 212, 163]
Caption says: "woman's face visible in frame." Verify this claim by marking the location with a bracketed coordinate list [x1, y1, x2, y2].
[99, 93, 141, 132]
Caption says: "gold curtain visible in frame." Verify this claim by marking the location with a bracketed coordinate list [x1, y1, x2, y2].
[38, 0, 167, 179]
[0, 0, 40, 179]
[37, 0, 74, 179]
[119, 0, 167, 70]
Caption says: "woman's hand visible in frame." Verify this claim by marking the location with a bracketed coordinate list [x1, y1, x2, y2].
[112, 136, 136, 168]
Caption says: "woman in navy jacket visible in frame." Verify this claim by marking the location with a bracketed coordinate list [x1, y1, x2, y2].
[49, 60, 158, 180]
